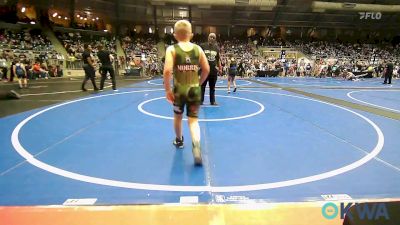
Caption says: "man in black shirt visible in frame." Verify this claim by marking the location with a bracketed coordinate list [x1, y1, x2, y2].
[200, 33, 221, 105]
[97, 44, 116, 91]
[81, 44, 98, 91]
[383, 61, 393, 85]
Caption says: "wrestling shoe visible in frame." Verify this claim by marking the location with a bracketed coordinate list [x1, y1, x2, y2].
[173, 136, 184, 149]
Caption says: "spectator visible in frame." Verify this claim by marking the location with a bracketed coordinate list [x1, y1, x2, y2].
[0, 54, 7, 81]
[13, 59, 28, 88]
[32, 61, 49, 79]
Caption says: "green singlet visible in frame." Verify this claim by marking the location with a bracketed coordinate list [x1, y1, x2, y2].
[172, 43, 202, 118]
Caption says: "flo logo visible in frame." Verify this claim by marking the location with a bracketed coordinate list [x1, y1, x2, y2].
[359, 12, 382, 20]
[322, 202, 389, 221]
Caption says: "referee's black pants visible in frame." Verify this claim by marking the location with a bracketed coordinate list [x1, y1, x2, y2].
[100, 65, 116, 90]
[82, 64, 98, 90]
[201, 74, 218, 104]
[383, 72, 392, 84]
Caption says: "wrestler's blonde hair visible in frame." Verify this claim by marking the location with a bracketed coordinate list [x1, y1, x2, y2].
[173, 20, 193, 42]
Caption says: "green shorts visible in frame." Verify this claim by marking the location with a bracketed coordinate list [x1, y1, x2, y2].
[173, 85, 201, 118]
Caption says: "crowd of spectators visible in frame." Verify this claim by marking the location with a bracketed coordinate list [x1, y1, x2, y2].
[210, 36, 399, 79]
[1, 50, 64, 82]
[0, 28, 62, 63]
[288, 40, 399, 78]
[56, 31, 116, 69]
[128, 34, 399, 79]
[1, 27, 399, 82]
[121, 34, 160, 76]
[51, 20, 102, 31]
[0, 28, 53, 52]
[0, 28, 64, 82]
[293, 40, 398, 63]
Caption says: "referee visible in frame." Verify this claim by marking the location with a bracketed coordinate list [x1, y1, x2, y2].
[97, 44, 117, 91]
[383, 61, 393, 85]
[201, 33, 222, 105]
[81, 44, 98, 91]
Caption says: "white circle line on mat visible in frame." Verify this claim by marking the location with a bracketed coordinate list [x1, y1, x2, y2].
[148, 79, 252, 86]
[11, 89, 384, 192]
[347, 90, 400, 113]
[137, 94, 264, 122]
[256, 79, 393, 89]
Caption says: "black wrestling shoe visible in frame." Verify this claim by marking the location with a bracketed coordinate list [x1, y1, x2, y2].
[173, 136, 184, 149]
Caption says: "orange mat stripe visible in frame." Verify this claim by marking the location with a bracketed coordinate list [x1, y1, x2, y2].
[0, 203, 342, 225]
